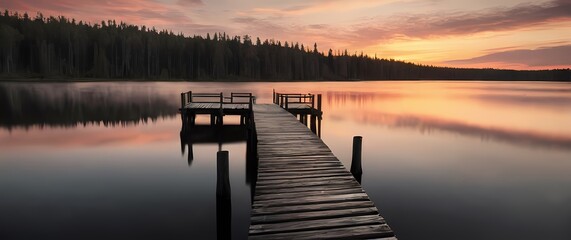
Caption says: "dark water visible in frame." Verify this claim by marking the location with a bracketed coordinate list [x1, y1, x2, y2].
[1, 81, 570, 239]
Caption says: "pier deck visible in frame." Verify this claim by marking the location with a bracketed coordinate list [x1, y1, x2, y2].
[179, 92, 254, 126]
[249, 104, 395, 239]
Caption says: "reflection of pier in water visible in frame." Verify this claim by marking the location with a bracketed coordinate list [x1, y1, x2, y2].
[179, 90, 394, 239]
[179, 124, 258, 194]
[180, 125, 249, 162]
[180, 123, 259, 240]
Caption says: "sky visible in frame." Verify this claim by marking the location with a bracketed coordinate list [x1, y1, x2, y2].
[2, 0, 571, 70]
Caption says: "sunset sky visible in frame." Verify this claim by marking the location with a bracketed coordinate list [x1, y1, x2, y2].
[3, 0, 571, 69]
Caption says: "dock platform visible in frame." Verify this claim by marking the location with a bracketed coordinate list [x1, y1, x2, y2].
[179, 91, 254, 127]
[249, 104, 395, 239]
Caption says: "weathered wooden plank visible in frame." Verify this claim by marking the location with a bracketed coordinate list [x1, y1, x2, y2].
[253, 187, 365, 201]
[257, 172, 352, 181]
[251, 200, 377, 216]
[254, 178, 358, 190]
[249, 224, 394, 240]
[256, 175, 356, 186]
[251, 207, 379, 224]
[257, 166, 346, 174]
[252, 193, 370, 208]
[257, 159, 341, 164]
[258, 162, 343, 170]
[257, 169, 349, 178]
[254, 183, 362, 195]
[249, 215, 385, 235]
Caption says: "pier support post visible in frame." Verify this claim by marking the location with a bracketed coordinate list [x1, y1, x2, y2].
[317, 94, 323, 137]
[217, 151, 231, 196]
[310, 114, 317, 133]
[217, 114, 224, 126]
[216, 150, 231, 240]
[190, 113, 196, 126]
[188, 141, 194, 166]
[351, 136, 363, 183]
[181, 110, 187, 130]
[180, 130, 185, 155]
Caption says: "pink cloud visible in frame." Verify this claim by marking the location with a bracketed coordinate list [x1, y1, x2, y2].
[177, 0, 203, 6]
[3, 0, 193, 29]
[231, 0, 571, 53]
[445, 44, 571, 69]
[348, 0, 571, 48]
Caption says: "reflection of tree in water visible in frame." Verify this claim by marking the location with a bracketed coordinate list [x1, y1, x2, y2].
[0, 84, 178, 129]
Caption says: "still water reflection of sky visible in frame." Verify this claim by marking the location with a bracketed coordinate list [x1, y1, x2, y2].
[1, 81, 570, 240]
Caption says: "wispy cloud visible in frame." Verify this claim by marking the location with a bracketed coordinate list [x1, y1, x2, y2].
[445, 44, 571, 68]
[4, 0, 197, 28]
[231, 16, 290, 38]
[232, 0, 571, 51]
[177, 0, 203, 6]
[349, 0, 571, 46]
[249, 0, 394, 16]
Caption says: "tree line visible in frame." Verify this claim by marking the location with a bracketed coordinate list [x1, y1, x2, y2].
[0, 11, 569, 81]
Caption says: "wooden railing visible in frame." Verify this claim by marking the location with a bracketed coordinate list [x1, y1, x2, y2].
[181, 91, 224, 112]
[180, 91, 255, 110]
[272, 90, 320, 110]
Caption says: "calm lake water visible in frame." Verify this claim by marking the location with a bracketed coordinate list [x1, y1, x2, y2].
[1, 81, 570, 240]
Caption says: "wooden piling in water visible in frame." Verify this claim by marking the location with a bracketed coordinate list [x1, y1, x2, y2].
[351, 136, 363, 183]
[217, 151, 230, 197]
[216, 151, 231, 240]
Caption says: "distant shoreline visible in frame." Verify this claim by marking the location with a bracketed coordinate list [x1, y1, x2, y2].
[1, 77, 570, 83]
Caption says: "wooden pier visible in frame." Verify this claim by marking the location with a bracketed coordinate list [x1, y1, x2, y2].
[179, 91, 395, 239]
[249, 104, 395, 239]
[273, 91, 323, 136]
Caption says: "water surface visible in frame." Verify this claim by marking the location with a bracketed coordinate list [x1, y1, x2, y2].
[1, 81, 570, 239]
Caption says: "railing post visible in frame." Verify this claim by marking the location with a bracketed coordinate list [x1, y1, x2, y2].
[351, 136, 363, 183]
[272, 89, 275, 104]
[311, 94, 315, 109]
[189, 91, 192, 103]
[180, 92, 185, 109]
[317, 94, 322, 115]
[285, 96, 289, 109]
[218, 92, 224, 126]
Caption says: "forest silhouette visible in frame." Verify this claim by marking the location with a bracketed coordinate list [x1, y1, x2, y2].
[0, 11, 569, 81]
